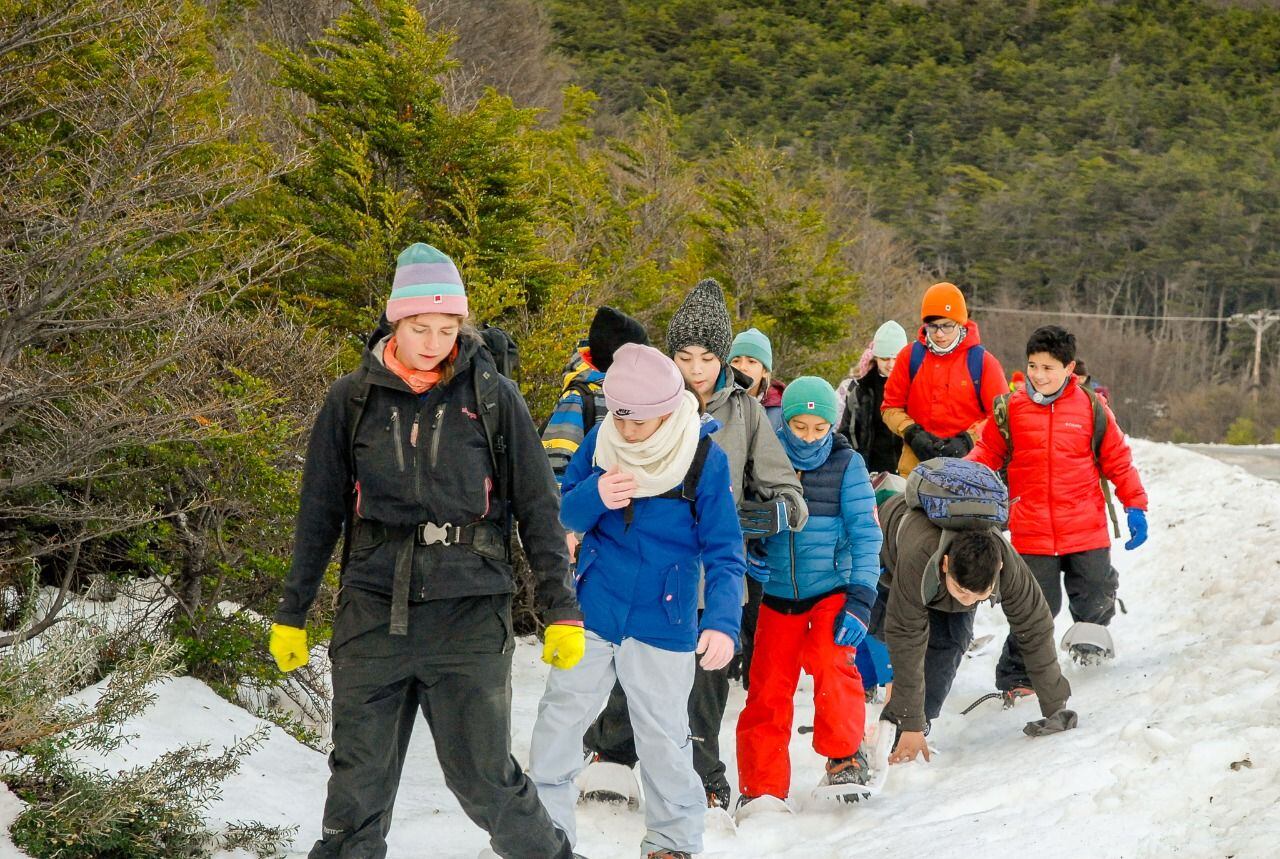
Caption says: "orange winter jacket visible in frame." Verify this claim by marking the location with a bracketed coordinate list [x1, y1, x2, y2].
[880, 321, 1008, 475]
[966, 379, 1148, 556]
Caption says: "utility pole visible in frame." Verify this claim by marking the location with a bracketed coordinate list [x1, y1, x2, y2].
[1229, 309, 1280, 403]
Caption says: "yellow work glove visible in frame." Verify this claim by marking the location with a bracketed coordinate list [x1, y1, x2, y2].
[541, 623, 585, 670]
[269, 623, 309, 673]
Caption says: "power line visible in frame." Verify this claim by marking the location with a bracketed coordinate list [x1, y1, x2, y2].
[970, 306, 1230, 323]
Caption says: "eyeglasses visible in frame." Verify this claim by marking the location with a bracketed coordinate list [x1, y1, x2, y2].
[925, 321, 959, 334]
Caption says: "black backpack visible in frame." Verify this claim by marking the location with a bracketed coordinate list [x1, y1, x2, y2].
[621, 435, 713, 526]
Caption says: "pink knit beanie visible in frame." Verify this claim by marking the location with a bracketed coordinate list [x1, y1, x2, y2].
[603, 343, 685, 420]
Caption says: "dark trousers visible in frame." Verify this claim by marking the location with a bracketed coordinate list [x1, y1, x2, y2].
[734, 576, 765, 690]
[869, 584, 974, 723]
[996, 548, 1117, 690]
[583, 614, 734, 795]
[311, 589, 572, 859]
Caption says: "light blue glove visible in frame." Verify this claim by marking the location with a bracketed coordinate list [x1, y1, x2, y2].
[1124, 507, 1148, 551]
[738, 500, 789, 539]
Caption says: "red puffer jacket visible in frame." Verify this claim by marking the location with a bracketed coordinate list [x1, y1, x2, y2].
[880, 321, 1008, 474]
[967, 379, 1148, 556]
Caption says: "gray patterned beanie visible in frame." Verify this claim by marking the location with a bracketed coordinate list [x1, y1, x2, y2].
[665, 278, 733, 362]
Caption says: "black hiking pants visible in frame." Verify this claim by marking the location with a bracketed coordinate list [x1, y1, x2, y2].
[310, 588, 573, 859]
[869, 584, 974, 723]
[583, 610, 733, 797]
[995, 548, 1117, 690]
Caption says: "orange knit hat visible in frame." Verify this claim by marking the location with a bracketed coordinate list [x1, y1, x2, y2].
[920, 282, 968, 324]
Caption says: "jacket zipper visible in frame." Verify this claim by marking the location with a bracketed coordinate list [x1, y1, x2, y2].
[789, 531, 799, 599]
[429, 404, 445, 468]
[389, 407, 406, 472]
[1047, 402, 1057, 554]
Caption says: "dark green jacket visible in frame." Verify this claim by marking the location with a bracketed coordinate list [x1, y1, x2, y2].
[878, 495, 1070, 732]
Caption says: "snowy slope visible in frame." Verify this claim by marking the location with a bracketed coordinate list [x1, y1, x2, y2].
[4, 439, 1279, 859]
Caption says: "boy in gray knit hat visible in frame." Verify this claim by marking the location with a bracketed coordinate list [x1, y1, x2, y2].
[666, 277, 734, 363]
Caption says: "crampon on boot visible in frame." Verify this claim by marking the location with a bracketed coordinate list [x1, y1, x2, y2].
[1001, 686, 1036, 709]
[819, 749, 873, 803]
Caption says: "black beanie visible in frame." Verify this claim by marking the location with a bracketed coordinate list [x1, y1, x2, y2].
[588, 306, 650, 372]
[665, 278, 733, 362]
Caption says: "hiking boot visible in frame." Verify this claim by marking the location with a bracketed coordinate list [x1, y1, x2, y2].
[734, 794, 755, 813]
[705, 787, 730, 810]
[821, 750, 872, 803]
[824, 750, 872, 787]
[1000, 686, 1036, 709]
[645, 851, 692, 859]
[1070, 642, 1109, 666]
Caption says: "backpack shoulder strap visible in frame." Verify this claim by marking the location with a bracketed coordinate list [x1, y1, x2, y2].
[1080, 384, 1121, 538]
[966, 345, 986, 409]
[992, 392, 1012, 451]
[472, 356, 511, 514]
[341, 367, 372, 573]
[908, 340, 926, 380]
[654, 434, 713, 521]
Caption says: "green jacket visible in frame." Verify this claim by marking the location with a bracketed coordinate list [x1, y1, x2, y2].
[878, 495, 1070, 732]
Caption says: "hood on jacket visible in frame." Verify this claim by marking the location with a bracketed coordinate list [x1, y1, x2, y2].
[761, 378, 786, 409]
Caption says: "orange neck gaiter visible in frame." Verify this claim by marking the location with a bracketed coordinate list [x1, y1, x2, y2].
[384, 337, 456, 394]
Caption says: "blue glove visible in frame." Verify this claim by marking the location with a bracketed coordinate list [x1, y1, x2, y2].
[738, 500, 789, 539]
[745, 545, 770, 583]
[834, 586, 876, 648]
[1124, 507, 1147, 551]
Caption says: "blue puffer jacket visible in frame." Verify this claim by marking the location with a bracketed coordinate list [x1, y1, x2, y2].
[561, 419, 746, 652]
[760, 427, 882, 602]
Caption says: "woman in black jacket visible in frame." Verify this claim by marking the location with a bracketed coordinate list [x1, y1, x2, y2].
[269, 243, 584, 859]
[837, 321, 908, 475]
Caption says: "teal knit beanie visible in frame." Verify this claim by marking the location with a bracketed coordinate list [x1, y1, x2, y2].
[728, 328, 773, 371]
[782, 376, 838, 425]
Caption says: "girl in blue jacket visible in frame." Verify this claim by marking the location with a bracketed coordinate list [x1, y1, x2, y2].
[734, 377, 883, 811]
[528, 344, 746, 859]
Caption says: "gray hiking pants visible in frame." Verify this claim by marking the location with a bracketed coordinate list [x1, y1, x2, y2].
[529, 630, 704, 855]
[309, 588, 572, 859]
[996, 548, 1117, 690]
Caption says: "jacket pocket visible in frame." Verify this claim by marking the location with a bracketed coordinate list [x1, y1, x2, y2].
[661, 563, 687, 625]
[574, 546, 596, 589]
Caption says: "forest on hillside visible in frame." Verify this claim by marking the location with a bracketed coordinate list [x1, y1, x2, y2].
[0, 1, 1278, 852]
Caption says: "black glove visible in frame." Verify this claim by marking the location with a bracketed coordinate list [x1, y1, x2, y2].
[935, 432, 974, 458]
[1023, 708, 1079, 737]
[738, 499, 788, 539]
[904, 424, 942, 461]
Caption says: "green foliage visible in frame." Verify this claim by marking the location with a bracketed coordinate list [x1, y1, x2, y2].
[1225, 416, 1262, 445]
[546, 0, 1280, 323]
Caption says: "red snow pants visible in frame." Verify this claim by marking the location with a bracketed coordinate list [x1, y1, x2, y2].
[736, 594, 865, 799]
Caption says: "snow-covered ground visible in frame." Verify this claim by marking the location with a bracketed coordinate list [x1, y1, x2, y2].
[4, 439, 1280, 858]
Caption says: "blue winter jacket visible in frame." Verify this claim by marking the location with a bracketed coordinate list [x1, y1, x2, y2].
[561, 419, 746, 652]
[760, 428, 882, 602]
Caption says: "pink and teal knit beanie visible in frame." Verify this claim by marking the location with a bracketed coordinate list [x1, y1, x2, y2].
[387, 243, 467, 322]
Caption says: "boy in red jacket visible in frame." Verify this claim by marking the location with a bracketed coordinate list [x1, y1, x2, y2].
[967, 325, 1149, 694]
[881, 282, 1008, 477]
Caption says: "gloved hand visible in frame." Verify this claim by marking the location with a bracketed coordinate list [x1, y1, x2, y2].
[269, 623, 309, 673]
[541, 622, 586, 670]
[1124, 507, 1147, 550]
[903, 424, 942, 462]
[597, 465, 636, 510]
[833, 586, 876, 648]
[935, 432, 974, 458]
[745, 546, 771, 583]
[738, 499, 788, 539]
[1023, 708, 1079, 737]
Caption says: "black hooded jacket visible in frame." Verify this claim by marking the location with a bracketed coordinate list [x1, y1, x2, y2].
[275, 325, 580, 628]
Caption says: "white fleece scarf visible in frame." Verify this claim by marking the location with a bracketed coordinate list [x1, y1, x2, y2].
[926, 323, 969, 357]
[594, 391, 702, 498]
